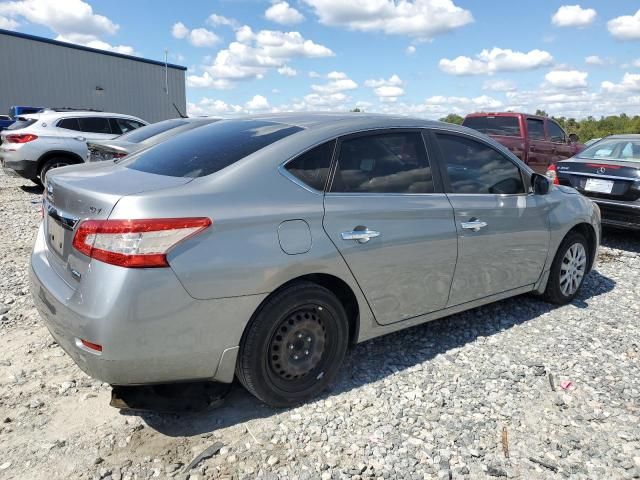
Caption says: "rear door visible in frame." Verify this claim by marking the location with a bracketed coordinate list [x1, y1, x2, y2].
[322, 129, 458, 325]
[429, 130, 550, 306]
[525, 117, 553, 173]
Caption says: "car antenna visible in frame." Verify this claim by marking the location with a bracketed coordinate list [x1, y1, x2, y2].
[173, 103, 187, 119]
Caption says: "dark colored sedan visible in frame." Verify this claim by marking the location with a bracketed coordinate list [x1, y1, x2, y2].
[87, 117, 218, 162]
[554, 135, 640, 230]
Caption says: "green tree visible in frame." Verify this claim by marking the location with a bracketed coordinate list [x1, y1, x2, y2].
[439, 113, 464, 125]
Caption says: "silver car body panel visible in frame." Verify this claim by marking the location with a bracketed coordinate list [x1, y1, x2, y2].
[31, 113, 601, 385]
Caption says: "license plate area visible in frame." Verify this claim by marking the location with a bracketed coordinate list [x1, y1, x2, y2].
[585, 178, 614, 194]
[47, 216, 66, 257]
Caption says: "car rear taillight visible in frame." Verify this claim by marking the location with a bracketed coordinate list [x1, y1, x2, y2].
[5, 133, 38, 143]
[545, 164, 560, 185]
[72, 218, 211, 268]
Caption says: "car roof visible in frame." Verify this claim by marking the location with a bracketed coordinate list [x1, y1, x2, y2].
[232, 112, 450, 130]
[599, 134, 640, 140]
[22, 111, 143, 120]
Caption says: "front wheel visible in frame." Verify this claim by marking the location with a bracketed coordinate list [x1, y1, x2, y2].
[542, 232, 589, 305]
[236, 282, 349, 407]
[39, 157, 71, 184]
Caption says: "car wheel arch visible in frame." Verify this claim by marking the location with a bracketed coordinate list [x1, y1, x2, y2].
[37, 150, 84, 176]
[564, 222, 598, 272]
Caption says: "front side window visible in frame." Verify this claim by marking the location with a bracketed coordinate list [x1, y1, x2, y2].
[548, 121, 566, 143]
[436, 133, 524, 195]
[122, 120, 302, 178]
[78, 117, 111, 134]
[285, 140, 335, 191]
[527, 118, 545, 140]
[330, 132, 433, 194]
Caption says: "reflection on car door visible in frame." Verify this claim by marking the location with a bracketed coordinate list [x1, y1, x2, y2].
[430, 131, 550, 306]
[526, 117, 553, 173]
[322, 130, 458, 325]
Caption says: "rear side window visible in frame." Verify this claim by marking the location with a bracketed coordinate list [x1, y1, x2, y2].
[462, 116, 521, 137]
[122, 120, 302, 178]
[57, 118, 81, 131]
[79, 117, 111, 134]
[436, 133, 524, 195]
[548, 121, 566, 143]
[330, 132, 434, 194]
[285, 140, 335, 191]
[526, 118, 545, 140]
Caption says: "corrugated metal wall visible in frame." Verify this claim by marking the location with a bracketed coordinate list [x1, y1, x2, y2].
[0, 33, 186, 123]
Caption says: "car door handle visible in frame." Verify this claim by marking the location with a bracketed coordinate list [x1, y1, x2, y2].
[341, 229, 380, 243]
[460, 220, 488, 232]
[74, 136, 86, 142]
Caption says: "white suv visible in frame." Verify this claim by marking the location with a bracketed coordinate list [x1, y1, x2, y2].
[0, 109, 147, 184]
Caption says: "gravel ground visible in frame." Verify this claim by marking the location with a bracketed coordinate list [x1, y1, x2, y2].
[0, 169, 639, 480]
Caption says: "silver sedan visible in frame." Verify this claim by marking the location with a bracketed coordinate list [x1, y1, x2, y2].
[30, 113, 601, 407]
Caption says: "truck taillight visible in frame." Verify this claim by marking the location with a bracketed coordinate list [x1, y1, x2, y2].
[545, 164, 560, 185]
[5, 134, 38, 143]
[72, 218, 211, 268]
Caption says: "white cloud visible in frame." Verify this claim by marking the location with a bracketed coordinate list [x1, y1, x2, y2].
[0, 0, 135, 53]
[607, 9, 640, 40]
[308, 71, 321, 78]
[601, 73, 640, 93]
[265, 1, 305, 25]
[633, 59, 640, 68]
[207, 13, 238, 28]
[187, 98, 243, 116]
[302, 0, 473, 39]
[551, 5, 597, 27]
[585, 55, 604, 65]
[311, 71, 358, 94]
[406, 45, 416, 55]
[0, 15, 19, 29]
[246, 94, 270, 111]
[188, 27, 334, 88]
[172, 23, 221, 47]
[439, 47, 553, 75]
[188, 28, 221, 47]
[277, 65, 298, 77]
[482, 79, 516, 92]
[365, 74, 405, 101]
[171, 21, 189, 39]
[544, 70, 588, 89]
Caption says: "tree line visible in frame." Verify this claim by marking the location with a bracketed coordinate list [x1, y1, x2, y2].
[439, 112, 640, 142]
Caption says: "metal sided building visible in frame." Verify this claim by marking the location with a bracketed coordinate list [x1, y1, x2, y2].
[0, 29, 186, 123]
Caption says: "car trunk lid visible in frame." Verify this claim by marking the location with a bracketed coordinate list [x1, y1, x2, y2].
[43, 163, 193, 286]
[557, 159, 640, 201]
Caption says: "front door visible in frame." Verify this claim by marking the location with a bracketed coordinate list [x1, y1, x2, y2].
[322, 130, 458, 325]
[526, 117, 553, 173]
[430, 131, 550, 306]
[547, 119, 573, 163]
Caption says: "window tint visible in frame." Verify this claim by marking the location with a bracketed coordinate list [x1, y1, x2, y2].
[57, 118, 81, 131]
[122, 120, 302, 178]
[436, 133, 524, 194]
[579, 139, 640, 162]
[526, 118, 545, 140]
[285, 140, 335, 191]
[119, 118, 187, 143]
[548, 121, 566, 143]
[78, 117, 111, 134]
[330, 132, 433, 194]
[462, 116, 521, 136]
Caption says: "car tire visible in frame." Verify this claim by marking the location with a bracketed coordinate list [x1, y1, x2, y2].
[30, 178, 43, 187]
[39, 157, 71, 184]
[542, 232, 589, 305]
[236, 281, 349, 407]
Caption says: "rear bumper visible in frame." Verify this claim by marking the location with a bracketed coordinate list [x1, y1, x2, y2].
[1, 158, 38, 180]
[30, 224, 266, 385]
[591, 198, 640, 230]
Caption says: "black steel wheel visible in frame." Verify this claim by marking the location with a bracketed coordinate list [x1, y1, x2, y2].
[236, 281, 349, 407]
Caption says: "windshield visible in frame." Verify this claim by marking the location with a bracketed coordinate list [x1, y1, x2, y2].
[121, 119, 302, 178]
[118, 118, 188, 143]
[578, 138, 640, 162]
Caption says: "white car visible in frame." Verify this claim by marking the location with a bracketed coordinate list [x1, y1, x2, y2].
[0, 109, 147, 184]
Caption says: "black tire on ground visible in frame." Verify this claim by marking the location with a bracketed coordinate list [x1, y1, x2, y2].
[542, 231, 589, 305]
[38, 157, 71, 184]
[236, 281, 349, 407]
[30, 178, 43, 186]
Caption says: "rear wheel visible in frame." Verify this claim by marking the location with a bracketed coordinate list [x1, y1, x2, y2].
[236, 282, 349, 407]
[39, 157, 72, 184]
[542, 232, 589, 305]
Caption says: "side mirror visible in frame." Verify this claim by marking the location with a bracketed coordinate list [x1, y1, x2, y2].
[532, 173, 550, 195]
[568, 133, 579, 143]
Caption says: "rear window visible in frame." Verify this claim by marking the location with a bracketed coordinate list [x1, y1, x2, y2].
[121, 120, 303, 178]
[119, 118, 187, 142]
[5, 117, 37, 130]
[579, 139, 640, 163]
[462, 116, 521, 137]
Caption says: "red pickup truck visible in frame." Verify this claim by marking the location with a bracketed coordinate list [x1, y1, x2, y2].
[462, 112, 584, 173]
